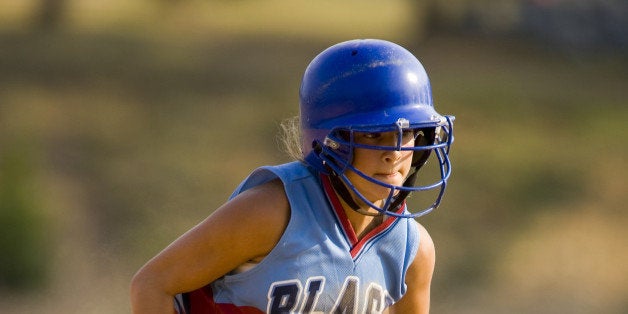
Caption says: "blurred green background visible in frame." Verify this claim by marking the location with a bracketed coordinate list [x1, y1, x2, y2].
[0, 0, 626, 313]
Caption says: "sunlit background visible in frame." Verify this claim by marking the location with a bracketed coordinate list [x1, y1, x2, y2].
[0, 1, 626, 313]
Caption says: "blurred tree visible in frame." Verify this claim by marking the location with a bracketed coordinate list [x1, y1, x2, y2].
[417, 0, 628, 53]
[0, 143, 50, 292]
[33, 0, 66, 31]
[520, 0, 628, 53]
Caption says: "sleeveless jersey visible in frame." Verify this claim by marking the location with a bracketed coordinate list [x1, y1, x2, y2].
[176, 161, 420, 314]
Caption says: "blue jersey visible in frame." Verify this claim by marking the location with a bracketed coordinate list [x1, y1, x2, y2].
[176, 161, 420, 313]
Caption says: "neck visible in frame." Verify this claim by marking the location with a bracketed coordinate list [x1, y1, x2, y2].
[321, 173, 389, 240]
[338, 197, 386, 240]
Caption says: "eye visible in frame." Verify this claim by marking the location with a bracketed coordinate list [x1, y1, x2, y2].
[363, 132, 381, 139]
[402, 129, 415, 138]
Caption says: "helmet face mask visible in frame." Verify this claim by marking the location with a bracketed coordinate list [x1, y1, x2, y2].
[313, 117, 453, 218]
[300, 39, 454, 218]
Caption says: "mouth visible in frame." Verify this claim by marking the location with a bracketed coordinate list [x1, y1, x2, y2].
[373, 171, 403, 181]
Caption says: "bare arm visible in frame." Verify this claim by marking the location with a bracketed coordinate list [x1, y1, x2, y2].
[388, 222, 435, 314]
[130, 179, 290, 314]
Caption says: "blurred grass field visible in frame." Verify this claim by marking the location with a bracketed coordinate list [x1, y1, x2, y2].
[0, 1, 627, 313]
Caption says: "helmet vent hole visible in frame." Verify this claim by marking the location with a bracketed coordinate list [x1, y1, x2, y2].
[351, 50, 358, 56]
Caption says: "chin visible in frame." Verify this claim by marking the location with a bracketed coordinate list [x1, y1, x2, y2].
[366, 187, 399, 203]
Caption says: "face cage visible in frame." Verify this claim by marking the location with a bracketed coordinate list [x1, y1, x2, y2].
[318, 115, 454, 218]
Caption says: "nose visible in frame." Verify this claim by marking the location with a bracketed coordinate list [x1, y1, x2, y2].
[382, 149, 402, 163]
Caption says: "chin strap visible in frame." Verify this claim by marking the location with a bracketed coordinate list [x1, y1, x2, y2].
[327, 172, 382, 216]
[388, 167, 418, 212]
[327, 166, 417, 217]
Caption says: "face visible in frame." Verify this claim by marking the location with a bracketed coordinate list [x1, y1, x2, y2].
[344, 129, 415, 206]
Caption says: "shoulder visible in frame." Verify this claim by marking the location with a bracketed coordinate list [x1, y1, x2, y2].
[190, 178, 291, 243]
[129, 178, 292, 296]
[388, 222, 434, 313]
[403, 219, 434, 258]
[208, 178, 291, 260]
[234, 162, 314, 195]
[408, 222, 435, 299]
[404, 221, 435, 279]
[233, 177, 287, 204]
[415, 223, 435, 262]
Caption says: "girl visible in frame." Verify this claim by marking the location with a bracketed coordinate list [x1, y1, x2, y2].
[130, 39, 454, 314]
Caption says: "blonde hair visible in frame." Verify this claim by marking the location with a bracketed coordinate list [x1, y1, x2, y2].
[278, 115, 304, 161]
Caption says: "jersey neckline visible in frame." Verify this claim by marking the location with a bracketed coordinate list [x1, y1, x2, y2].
[320, 174, 404, 258]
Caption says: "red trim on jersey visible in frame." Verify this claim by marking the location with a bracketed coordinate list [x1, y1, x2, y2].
[320, 174, 404, 258]
[321, 175, 359, 245]
[349, 207, 402, 258]
[185, 285, 264, 314]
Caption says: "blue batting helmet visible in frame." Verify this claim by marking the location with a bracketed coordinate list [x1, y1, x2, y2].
[299, 39, 454, 218]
